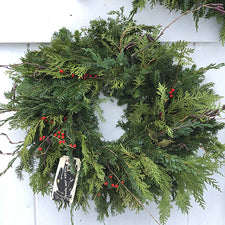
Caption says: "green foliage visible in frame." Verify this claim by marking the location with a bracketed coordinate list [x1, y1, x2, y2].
[131, 0, 225, 44]
[0, 8, 225, 225]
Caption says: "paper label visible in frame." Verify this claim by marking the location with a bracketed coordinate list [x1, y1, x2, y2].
[51, 156, 81, 204]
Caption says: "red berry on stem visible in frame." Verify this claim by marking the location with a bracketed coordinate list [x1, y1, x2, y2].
[72, 74, 75, 77]
[121, 181, 124, 184]
[94, 75, 98, 78]
[171, 88, 175, 92]
[58, 131, 61, 134]
[111, 184, 115, 187]
[169, 95, 173, 98]
[54, 134, 57, 137]
[104, 182, 108, 186]
[109, 175, 113, 179]
[42, 136, 46, 139]
[39, 137, 43, 141]
[60, 69, 63, 73]
[38, 147, 42, 151]
[59, 140, 62, 144]
[42, 117, 46, 120]
[58, 135, 61, 138]
[61, 133, 65, 136]
[62, 140, 65, 144]
[70, 144, 73, 147]
[169, 91, 173, 94]
[115, 184, 119, 188]
[73, 144, 77, 148]
[98, 193, 101, 196]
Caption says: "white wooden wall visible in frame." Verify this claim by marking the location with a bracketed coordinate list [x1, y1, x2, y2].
[0, 1, 225, 225]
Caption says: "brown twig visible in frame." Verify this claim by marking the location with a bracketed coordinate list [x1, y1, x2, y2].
[131, 4, 213, 64]
[0, 133, 24, 144]
[107, 165, 161, 225]
[0, 62, 44, 70]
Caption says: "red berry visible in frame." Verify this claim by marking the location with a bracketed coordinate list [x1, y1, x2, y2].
[61, 136, 65, 139]
[59, 140, 62, 144]
[45, 119, 48, 122]
[54, 134, 57, 137]
[73, 144, 77, 148]
[39, 137, 43, 141]
[62, 140, 65, 144]
[109, 175, 113, 179]
[89, 74, 92, 77]
[42, 117, 46, 120]
[60, 69, 63, 73]
[94, 75, 98, 78]
[171, 88, 175, 92]
[42, 136, 46, 139]
[70, 144, 73, 147]
[159, 112, 163, 117]
[115, 184, 119, 188]
[58, 131, 61, 134]
[111, 184, 115, 187]
[83, 77, 87, 80]
[61, 133, 65, 136]
[58, 135, 61, 138]
[38, 147, 42, 151]
[51, 120, 54, 123]
[98, 193, 101, 196]
[169, 91, 173, 94]
[72, 74, 75, 77]
[121, 181, 124, 184]
[169, 95, 173, 98]
[104, 182, 108, 186]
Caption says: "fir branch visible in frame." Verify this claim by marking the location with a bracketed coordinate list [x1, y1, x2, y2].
[107, 165, 161, 225]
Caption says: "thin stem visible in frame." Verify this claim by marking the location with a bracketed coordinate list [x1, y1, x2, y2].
[0, 133, 24, 144]
[131, 4, 211, 64]
[107, 165, 161, 225]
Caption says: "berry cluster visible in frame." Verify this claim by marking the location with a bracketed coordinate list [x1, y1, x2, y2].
[38, 129, 77, 152]
[53, 131, 76, 148]
[54, 131, 66, 144]
[59, 69, 98, 80]
[97, 175, 124, 196]
[40, 116, 54, 124]
[38, 135, 47, 151]
[83, 74, 98, 80]
[169, 88, 175, 98]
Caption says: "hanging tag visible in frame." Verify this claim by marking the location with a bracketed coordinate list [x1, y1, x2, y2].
[51, 156, 81, 204]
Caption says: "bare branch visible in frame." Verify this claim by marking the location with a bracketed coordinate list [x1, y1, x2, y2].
[0, 133, 24, 144]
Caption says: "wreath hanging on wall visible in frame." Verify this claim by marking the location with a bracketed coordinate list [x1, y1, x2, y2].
[1, 7, 225, 225]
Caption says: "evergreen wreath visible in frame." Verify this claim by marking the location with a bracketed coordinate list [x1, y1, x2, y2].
[1, 8, 225, 225]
